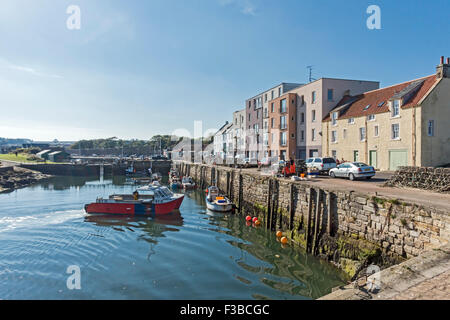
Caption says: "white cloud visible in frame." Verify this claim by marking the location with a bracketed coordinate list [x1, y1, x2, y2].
[219, 0, 257, 16]
[8, 64, 63, 79]
[0, 57, 63, 79]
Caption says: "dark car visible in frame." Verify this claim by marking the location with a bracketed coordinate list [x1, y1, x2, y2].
[152, 155, 168, 161]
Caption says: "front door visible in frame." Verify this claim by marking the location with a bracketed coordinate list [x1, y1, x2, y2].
[354, 150, 359, 162]
[369, 150, 377, 168]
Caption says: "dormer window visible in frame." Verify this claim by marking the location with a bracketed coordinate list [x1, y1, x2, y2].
[332, 112, 338, 126]
[392, 99, 400, 117]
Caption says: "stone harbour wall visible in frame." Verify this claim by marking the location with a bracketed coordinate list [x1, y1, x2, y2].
[177, 162, 450, 279]
[385, 166, 450, 193]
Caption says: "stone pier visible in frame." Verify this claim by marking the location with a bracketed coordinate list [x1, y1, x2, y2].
[177, 162, 450, 281]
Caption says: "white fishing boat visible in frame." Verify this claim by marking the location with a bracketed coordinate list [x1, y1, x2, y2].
[205, 186, 233, 212]
[182, 176, 196, 189]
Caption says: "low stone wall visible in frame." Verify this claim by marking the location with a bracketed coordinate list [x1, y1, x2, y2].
[20, 163, 107, 176]
[177, 162, 450, 279]
[385, 166, 450, 193]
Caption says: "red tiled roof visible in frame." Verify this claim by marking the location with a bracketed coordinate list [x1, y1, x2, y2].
[323, 75, 438, 121]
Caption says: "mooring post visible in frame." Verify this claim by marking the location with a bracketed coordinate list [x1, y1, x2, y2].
[266, 179, 272, 230]
[312, 189, 322, 255]
[226, 171, 230, 197]
[289, 184, 295, 230]
[306, 188, 313, 253]
[238, 173, 243, 213]
[327, 192, 332, 235]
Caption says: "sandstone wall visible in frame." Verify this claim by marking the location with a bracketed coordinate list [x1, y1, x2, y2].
[178, 162, 450, 278]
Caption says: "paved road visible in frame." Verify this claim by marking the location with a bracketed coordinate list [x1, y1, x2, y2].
[243, 167, 450, 211]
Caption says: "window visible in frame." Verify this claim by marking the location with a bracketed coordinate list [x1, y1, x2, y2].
[328, 89, 334, 101]
[348, 118, 355, 124]
[271, 118, 275, 128]
[312, 110, 316, 122]
[278, 87, 282, 97]
[331, 130, 337, 143]
[301, 95, 305, 105]
[343, 129, 347, 139]
[332, 150, 337, 159]
[301, 130, 304, 141]
[428, 120, 434, 137]
[312, 91, 317, 103]
[360, 127, 366, 141]
[280, 99, 287, 113]
[291, 133, 295, 139]
[392, 123, 400, 139]
[392, 100, 400, 117]
[280, 132, 287, 146]
[280, 116, 287, 129]
[312, 129, 316, 141]
[301, 112, 305, 123]
[367, 114, 375, 121]
[271, 91, 274, 100]
[248, 113, 251, 121]
[332, 112, 338, 126]
[257, 109, 259, 119]
[264, 94, 267, 102]
[374, 125, 379, 137]
[248, 101, 251, 108]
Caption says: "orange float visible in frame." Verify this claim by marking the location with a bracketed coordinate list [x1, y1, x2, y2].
[254, 220, 261, 227]
[276, 231, 282, 238]
[281, 237, 288, 245]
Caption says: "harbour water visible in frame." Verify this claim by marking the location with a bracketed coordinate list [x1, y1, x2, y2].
[0, 176, 348, 300]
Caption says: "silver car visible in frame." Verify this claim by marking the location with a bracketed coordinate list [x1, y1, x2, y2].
[329, 162, 375, 181]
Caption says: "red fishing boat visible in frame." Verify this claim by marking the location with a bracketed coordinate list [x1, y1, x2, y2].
[84, 183, 184, 216]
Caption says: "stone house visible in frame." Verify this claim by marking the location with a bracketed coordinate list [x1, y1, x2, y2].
[322, 57, 450, 171]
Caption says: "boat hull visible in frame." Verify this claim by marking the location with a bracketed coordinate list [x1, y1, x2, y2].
[205, 198, 233, 212]
[85, 195, 184, 216]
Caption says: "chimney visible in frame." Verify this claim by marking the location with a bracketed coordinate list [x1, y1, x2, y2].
[436, 56, 449, 79]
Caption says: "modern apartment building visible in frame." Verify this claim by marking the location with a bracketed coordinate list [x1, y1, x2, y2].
[322, 57, 450, 171]
[245, 83, 302, 159]
[267, 93, 298, 160]
[287, 78, 380, 159]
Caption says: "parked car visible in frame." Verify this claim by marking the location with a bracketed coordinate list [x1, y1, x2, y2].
[152, 155, 168, 160]
[305, 157, 337, 173]
[260, 157, 271, 166]
[329, 162, 376, 181]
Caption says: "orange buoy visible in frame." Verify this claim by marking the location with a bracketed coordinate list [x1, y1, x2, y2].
[281, 237, 288, 245]
[246, 215, 252, 222]
[255, 220, 261, 227]
[252, 217, 258, 223]
[276, 231, 282, 238]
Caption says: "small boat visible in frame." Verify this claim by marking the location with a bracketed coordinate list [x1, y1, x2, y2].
[170, 176, 182, 189]
[205, 186, 233, 212]
[85, 182, 184, 215]
[151, 172, 162, 182]
[125, 165, 135, 175]
[182, 176, 196, 189]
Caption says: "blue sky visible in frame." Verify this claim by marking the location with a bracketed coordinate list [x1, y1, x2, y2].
[0, 0, 449, 141]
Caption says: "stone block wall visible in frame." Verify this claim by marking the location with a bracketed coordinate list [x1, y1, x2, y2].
[385, 166, 450, 193]
[178, 162, 450, 278]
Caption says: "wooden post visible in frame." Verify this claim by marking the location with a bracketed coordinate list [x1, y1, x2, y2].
[312, 189, 322, 255]
[238, 173, 243, 213]
[226, 171, 230, 197]
[289, 184, 295, 230]
[306, 188, 313, 253]
[266, 179, 272, 230]
[327, 192, 333, 235]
